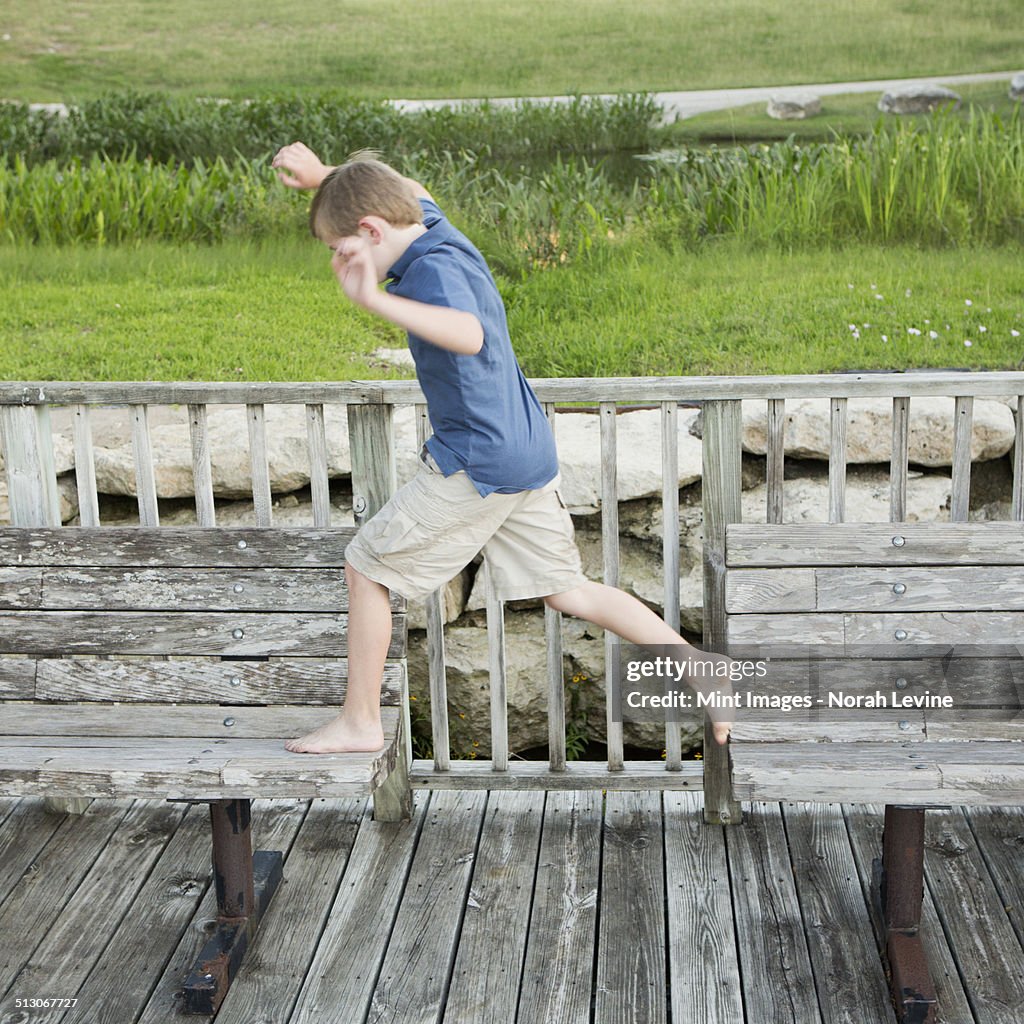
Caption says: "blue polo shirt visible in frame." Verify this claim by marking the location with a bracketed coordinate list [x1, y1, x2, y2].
[385, 198, 559, 497]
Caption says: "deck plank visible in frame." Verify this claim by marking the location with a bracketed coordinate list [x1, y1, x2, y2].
[922, 808, 1024, 1023]
[595, 790, 666, 1024]
[726, 800, 821, 1024]
[442, 791, 545, 1024]
[289, 794, 428, 1024]
[782, 802, 894, 1024]
[516, 790, 601, 1024]
[368, 790, 487, 1024]
[964, 805, 1024, 952]
[0, 799, 134, 1003]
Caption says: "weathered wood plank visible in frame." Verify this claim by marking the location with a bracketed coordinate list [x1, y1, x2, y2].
[662, 401, 683, 770]
[367, 790, 487, 1024]
[246, 403, 273, 527]
[7, 799, 187, 1010]
[0, 526, 356, 566]
[701, 398, 743, 825]
[601, 401, 624, 772]
[962, 805, 1024, 950]
[517, 790, 601, 1024]
[828, 396, 848, 524]
[0, 798, 134, 996]
[1014, 394, 1024, 521]
[0, 703, 400, 738]
[187, 402, 216, 528]
[950, 395, 974, 523]
[306, 403, 331, 528]
[726, 612, 845, 646]
[782, 802, 894, 1024]
[0, 797, 69, 908]
[289, 794, 428, 1024]
[484, 562, 509, 772]
[72, 403, 100, 528]
[130, 404, 160, 526]
[727, 521, 1024, 566]
[725, 800, 821, 1023]
[0, 609, 406, 658]
[409, 758, 703, 791]
[847, 610, 1024, 646]
[766, 397, 786, 525]
[442, 791, 544, 1024]
[595, 790, 666, 1024]
[32, 658, 404, 706]
[199, 798, 366, 1024]
[921, 807, 1024, 1022]
[729, 565, 1024, 613]
[663, 791, 744, 1023]
[7, 370, 1024, 407]
[890, 395, 910, 523]
[26, 565, 400, 612]
[0, 405, 61, 527]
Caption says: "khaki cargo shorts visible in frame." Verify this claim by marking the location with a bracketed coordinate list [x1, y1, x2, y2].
[344, 449, 588, 602]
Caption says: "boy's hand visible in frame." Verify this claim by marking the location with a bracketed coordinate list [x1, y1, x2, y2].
[331, 237, 380, 309]
[272, 142, 333, 190]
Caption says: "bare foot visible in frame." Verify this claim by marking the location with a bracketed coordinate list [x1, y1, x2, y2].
[285, 710, 385, 754]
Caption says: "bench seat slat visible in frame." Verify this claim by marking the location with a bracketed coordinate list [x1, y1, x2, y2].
[0, 703, 398, 738]
[727, 522, 1024, 567]
[32, 658, 404, 705]
[0, 610, 406, 658]
[0, 708, 400, 800]
[0, 567, 404, 612]
[727, 566, 1024, 613]
[0, 527, 356, 567]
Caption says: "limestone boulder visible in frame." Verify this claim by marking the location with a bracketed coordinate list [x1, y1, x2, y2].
[1009, 72, 1024, 102]
[767, 93, 821, 120]
[697, 395, 1015, 467]
[878, 85, 961, 114]
[553, 408, 703, 514]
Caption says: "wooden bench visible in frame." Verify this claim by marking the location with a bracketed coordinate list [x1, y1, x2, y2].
[724, 520, 1024, 1024]
[0, 525, 410, 1015]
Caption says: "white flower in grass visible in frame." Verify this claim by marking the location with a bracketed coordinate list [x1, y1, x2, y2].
[875, 294, 884, 300]
[881, 335, 889, 342]
[907, 327, 921, 336]
[979, 326, 987, 333]
[964, 339, 973, 347]
[848, 283, 855, 289]
[1012, 330, 1020, 338]
[905, 289, 912, 297]
[929, 331, 938, 339]
[870, 283, 877, 289]
[965, 299, 973, 306]
[848, 324, 857, 331]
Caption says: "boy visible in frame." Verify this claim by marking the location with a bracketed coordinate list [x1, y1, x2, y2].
[271, 142, 733, 754]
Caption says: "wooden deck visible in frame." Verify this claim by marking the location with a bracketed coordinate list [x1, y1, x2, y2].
[0, 790, 1022, 1024]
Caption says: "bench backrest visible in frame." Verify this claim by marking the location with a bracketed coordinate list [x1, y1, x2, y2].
[721, 520, 1024, 806]
[0, 526, 406, 711]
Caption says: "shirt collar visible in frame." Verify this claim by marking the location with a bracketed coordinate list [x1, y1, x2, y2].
[386, 216, 459, 284]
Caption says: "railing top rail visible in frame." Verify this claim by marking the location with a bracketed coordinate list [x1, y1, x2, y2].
[1, 371, 1023, 407]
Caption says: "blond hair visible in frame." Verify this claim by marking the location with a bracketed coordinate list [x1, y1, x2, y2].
[309, 151, 422, 240]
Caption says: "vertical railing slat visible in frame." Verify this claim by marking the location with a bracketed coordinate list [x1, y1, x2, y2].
[701, 398, 743, 825]
[661, 400, 682, 771]
[766, 398, 785, 524]
[0, 405, 60, 526]
[600, 401, 624, 772]
[484, 562, 509, 771]
[306, 403, 331, 528]
[890, 396, 910, 524]
[827, 397, 848, 524]
[412, 403, 450, 772]
[246, 404, 273, 527]
[950, 395, 974, 523]
[130, 404, 159, 527]
[1013, 395, 1024, 522]
[187, 403, 216, 527]
[72, 404, 100, 527]
[544, 402, 567, 772]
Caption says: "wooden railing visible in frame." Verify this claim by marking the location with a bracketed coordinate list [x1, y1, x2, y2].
[3, 372, 1024, 823]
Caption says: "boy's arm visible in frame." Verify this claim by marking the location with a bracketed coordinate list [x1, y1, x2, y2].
[334, 239, 482, 356]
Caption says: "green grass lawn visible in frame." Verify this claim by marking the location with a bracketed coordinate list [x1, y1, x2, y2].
[2, 239, 1020, 381]
[1, 0, 1019, 102]
[671, 82, 1021, 144]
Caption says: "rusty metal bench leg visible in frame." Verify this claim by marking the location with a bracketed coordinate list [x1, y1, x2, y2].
[182, 799, 284, 1015]
[872, 805, 938, 1024]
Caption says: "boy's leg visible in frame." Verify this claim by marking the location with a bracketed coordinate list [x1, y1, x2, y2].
[285, 563, 391, 753]
[543, 581, 734, 745]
